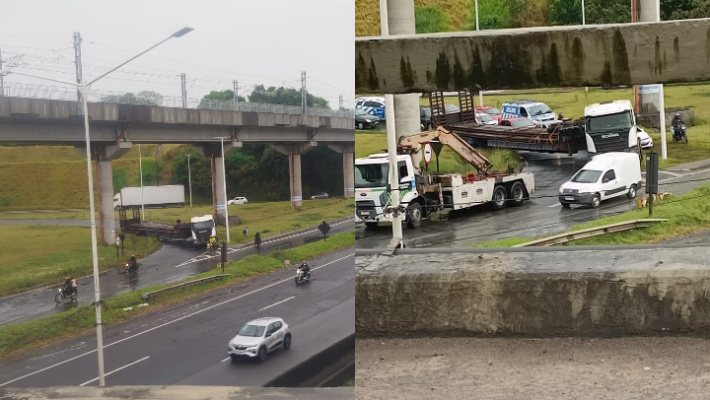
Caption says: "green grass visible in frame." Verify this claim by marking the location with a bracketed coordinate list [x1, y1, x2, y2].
[415, 5, 450, 33]
[0, 231, 354, 359]
[0, 226, 160, 297]
[0, 210, 90, 220]
[356, 130, 519, 173]
[476, 184, 710, 247]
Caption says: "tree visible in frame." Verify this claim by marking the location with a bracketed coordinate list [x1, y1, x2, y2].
[668, 0, 710, 19]
[198, 89, 246, 109]
[585, 0, 630, 24]
[661, 0, 695, 20]
[550, 0, 583, 25]
[248, 85, 329, 108]
[101, 90, 163, 106]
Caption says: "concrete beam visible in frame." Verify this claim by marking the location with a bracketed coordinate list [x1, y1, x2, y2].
[273, 143, 316, 209]
[328, 144, 355, 198]
[356, 247, 710, 337]
[355, 18, 710, 93]
[195, 142, 239, 223]
[0, 386, 353, 399]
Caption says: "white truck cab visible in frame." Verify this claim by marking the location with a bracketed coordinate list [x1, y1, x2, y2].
[559, 152, 642, 208]
[584, 100, 652, 153]
[355, 154, 418, 227]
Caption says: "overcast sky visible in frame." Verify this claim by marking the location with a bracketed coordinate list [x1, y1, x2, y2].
[1, 0, 354, 108]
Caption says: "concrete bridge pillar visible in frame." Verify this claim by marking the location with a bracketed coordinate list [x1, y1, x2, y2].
[76, 142, 132, 245]
[196, 141, 239, 223]
[328, 144, 355, 198]
[273, 143, 315, 209]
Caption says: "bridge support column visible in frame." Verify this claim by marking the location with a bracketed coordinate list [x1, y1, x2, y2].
[328, 144, 355, 198]
[274, 143, 315, 209]
[196, 141, 240, 224]
[76, 142, 132, 245]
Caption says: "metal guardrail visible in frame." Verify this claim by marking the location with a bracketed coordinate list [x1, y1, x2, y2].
[513, 219, 669, 247]
[141, 274, 231, 300]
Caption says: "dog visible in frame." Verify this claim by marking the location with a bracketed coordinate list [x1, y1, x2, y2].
[636, 192, 672, 208]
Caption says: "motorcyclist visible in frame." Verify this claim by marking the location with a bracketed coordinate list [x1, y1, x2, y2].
[298, 260, 310, 276]
[128, 254, 139, 271]
[63, 276, 77, 296]
[672, 113, 684, 138]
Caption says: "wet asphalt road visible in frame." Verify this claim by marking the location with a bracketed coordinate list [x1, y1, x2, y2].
[0, 249, 354, 388]
[356, 152, 710, 248]
[0, 219, 353, 326]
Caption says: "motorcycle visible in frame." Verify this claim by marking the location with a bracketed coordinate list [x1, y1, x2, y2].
[295, 264, 312, 285]
[121, 261, 141, 275]
[55, 286, 77, 303]
[672, 124, 688, 144]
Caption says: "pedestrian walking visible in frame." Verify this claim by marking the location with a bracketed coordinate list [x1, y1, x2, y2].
[243, 226, 249, 237]
[254, 231, 262, 255]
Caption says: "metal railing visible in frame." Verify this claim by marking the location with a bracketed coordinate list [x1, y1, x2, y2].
[512, 219, 669, 247]
[0, 82, 353, 118]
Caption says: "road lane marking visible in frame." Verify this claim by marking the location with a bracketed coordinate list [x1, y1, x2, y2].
[548, 203, 561, 208]
[258, 296, 295, 312]
[0, 252, 353, 388]
[79, 356, 150, 387]
[221, 356, 231, 363]
[317, 360, 355, 387]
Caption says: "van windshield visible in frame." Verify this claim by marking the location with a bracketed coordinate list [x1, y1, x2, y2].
[587, 111, 632, 132]
[571, 169, 602, 183]
[356, 163, 388, 188]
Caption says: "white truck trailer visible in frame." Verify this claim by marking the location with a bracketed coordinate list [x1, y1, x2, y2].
[113, 185, 185, 210]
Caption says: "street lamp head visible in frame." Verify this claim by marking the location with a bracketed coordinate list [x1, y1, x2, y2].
[172, 27, 194, 38]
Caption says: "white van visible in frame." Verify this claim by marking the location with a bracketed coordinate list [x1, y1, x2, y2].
[558, 152, 641, 208]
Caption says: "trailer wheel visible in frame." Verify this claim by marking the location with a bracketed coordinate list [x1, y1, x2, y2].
[508, 182, 526, 207]
[491, 185, 507, 210]
[405, 202, 422, 228]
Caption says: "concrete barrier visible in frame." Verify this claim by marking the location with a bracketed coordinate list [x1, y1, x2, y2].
[356, 246, 710, 337]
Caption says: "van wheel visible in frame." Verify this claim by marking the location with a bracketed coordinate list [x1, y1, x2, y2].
[627, 184, 638, 199]
[508, 182, 525, 206]
[406, 203, 422, 228]
[591, 194, 601, 208]
[491, 186, 507, 210]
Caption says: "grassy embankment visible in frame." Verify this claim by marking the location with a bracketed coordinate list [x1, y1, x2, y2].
[0, 231, 354, 359]
[0, 198, 352, 297]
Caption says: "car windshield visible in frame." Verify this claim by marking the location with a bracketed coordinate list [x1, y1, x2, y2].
[477, 113, 493, 122]
[239, 324, 266, 337]
[193, 221, 213, 230]
[571, 169, 602, 183]
[529, 104, 552, 116]
[355, 108, 369, 116]
[587, 111, 632, 132]
[511, 119, 535, 127]
[356, 163, 388, 188]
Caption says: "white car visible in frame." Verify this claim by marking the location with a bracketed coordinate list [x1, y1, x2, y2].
[227, 196, 248, 205]
[227, 317, 292, 362]
[637, 128, 653, 149]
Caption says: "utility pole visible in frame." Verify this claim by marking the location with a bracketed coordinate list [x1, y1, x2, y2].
[233, 79, 239, 109]
[187, 152, 193, 207]
[301, 70, 307, 124]
[180, 73, 187, 108]
[339, 94, 344, 110]
[0, 48, 4, 97]
[73, 32, 83, 114]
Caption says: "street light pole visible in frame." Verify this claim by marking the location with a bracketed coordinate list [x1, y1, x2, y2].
[187, 152, 193, 207]
[220, 137, 230, 243]
[139, 143, 144, 221]
[3, 27, 193, 387]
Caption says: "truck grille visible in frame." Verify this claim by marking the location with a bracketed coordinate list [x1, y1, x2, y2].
[356, 200, 376, 218]
[591, 133, 630, 152]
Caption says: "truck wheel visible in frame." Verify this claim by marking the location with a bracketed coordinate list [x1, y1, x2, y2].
[508, 182, 525, 206]
[627, 184, 638, 199]
[405, 203, 422, 228]
[591, 194, 601, 208]
[364, 222, 379, 229]
[560, 202, 571, 209]
[491, 186, 507, 210]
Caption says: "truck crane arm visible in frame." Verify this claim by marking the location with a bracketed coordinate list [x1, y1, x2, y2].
[398, 126, 492, 174]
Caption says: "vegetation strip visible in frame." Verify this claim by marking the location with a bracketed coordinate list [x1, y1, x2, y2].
[0, 231, 354, 359]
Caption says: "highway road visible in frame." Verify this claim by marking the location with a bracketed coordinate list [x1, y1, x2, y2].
[0, 218, 352, 326]
[356, 152, 710, 248]
[0, 248, 354, 387]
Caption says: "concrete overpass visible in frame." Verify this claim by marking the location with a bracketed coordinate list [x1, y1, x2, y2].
[0, 97, 354, 244]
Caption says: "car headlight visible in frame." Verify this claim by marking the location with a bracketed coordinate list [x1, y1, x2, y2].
[365, 119, 372, 122]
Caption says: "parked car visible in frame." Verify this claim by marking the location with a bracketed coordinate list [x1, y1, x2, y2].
[476, 105, 503, 122]
[499, 118, 536, 128]
[356, 108, 380, 130]
[227, 196, 248, 205]
[502, 100, 557, 127]
[227, 317, 292, 362]
[636, 127, 654, 149]
[310, 192, 329, 199]
[475, 112, 498, 125]
[420, 107, 432, 130]
[445, 104, 460, 114]
[355, 97, 386, 119]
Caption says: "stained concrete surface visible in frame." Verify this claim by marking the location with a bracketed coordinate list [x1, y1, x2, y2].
[0, 386, 354, 399]
[356, 337, 710, 400]
[356, 247, 710, 337]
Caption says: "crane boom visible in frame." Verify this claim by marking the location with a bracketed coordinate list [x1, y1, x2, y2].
[398, 126, 492, 174]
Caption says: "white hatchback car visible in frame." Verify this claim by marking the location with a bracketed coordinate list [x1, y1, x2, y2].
[227, 317, 291, 362]
[227, 196, 248, 205]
